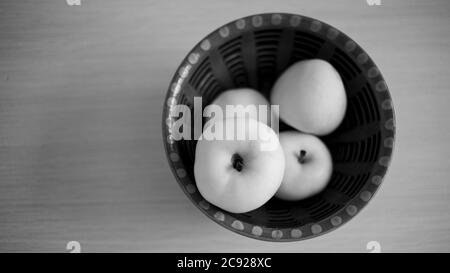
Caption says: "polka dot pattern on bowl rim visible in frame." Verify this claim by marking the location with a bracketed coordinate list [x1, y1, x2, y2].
[176, 168, 186, 178]
[231, 220, 244, 230]
[385, 118, 395, 130]
[169, 152, 180, 162]
[360, 191, 372, 202]
[188, 52, 200, 64]
[376, 81, 388, 92]
[382, 99, 393, 110]
[170, 82, 179, 93]
[252, 15, 263, 27]
[219, 26, 230, 38]
[199, 200, 211, 210]
[165, 117, 173, 127]
[346, 205, 358, 216]
[289, 15, 301, 26]
[372, 175, 383, 185]
[272, 230, 283, 239]
[357, 53, 369, 64]
[310, 21, 322, 32]
[163, 13, 395, 242]
[345, 40, 356, 52]
[291, 229, 302, 238]
[166, 134, 174, 145]
[200, 39, 211, 51]
[311, 224, 322, 235]
[384, 137, 394, 148]
[235, 19, 246, 29]
[252, 226, 263, 236]
[271, 14, 282, 25]
[186, 183, 196, 194]
[178, 64, 191, 78]
[331, 216, 342, 226]
[368, 67, 380, 78]
[327, 28, 339, 40]
[214, 211, 225, 222]
[166, 97, 176, 107]
[379, 156, 391, 167]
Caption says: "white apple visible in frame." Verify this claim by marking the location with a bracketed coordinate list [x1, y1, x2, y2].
[194, 117, 285, 213]
[204, 88, 271, 126]
[271, 59, 347, 136]
[276, 131, 332, 201]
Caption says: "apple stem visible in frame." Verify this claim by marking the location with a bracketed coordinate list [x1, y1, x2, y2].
[231, 153, 244, 172]
[298, 150, 307, 164]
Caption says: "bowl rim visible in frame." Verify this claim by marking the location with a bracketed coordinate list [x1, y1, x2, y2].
[162, 12, 396, 242]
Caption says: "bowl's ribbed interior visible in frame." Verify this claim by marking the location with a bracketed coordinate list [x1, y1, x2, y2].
[163, 13, 395, 241]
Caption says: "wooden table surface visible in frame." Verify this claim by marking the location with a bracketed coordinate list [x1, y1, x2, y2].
[1, 0, 449, 252]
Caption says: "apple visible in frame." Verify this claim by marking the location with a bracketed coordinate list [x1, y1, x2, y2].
[276, 131, 332, 201]
[204, 88, 271, 127]
[270, 59, 347, 136]
[194, 117, 285, 213]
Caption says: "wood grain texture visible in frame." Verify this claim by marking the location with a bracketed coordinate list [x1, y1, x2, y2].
[1, 0, 449, 252]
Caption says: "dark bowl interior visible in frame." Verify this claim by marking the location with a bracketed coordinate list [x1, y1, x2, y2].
[162, 13, 395, 241]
